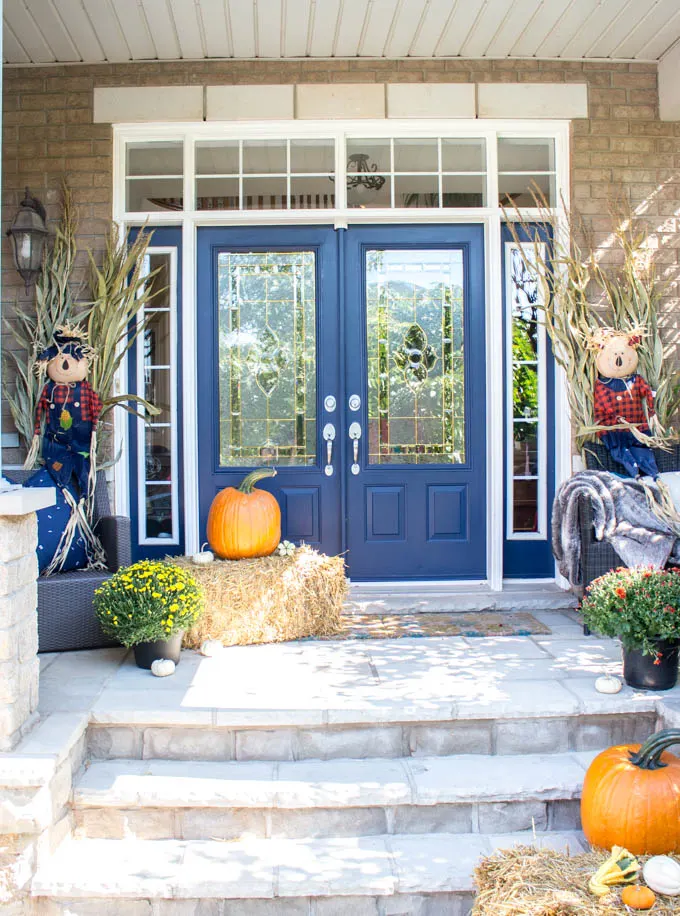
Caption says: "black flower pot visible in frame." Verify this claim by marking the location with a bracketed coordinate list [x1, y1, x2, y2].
[133, 632, 183, 670]
[623, 640, 679, 691]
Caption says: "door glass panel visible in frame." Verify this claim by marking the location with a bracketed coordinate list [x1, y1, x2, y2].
[366, 249, 465, 465]
[217, 251, 317, 467]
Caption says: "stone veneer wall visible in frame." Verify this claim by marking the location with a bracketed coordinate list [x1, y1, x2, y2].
[0, 511, 38, 750]
[2, 58, 680, 472]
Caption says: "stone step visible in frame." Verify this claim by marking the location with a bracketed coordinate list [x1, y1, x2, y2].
[347, 583, 578, 613]
[32, 832, 586, 915]
[87, 706, 656, 762]
[73, 751, 592, 840]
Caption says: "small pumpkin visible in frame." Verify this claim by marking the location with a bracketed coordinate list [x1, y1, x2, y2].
[207, 468, 281, 560]
[581, 729, 680, 855]
[621, 885, 656, 909]
[150, 658, 175, 677]
[643, 856, 680, 896]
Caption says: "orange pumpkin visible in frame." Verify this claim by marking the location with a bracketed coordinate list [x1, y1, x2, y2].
[207, 468, 281, 560]
[621, 885, 656, 910]
[581, 729, 680, 855]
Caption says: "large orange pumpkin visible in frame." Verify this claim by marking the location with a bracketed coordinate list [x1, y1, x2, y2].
[581, 729, 680, 855]
[207, 468, 281, 560]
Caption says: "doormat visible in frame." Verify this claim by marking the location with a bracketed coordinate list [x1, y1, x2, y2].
[328, 611, 551, 640]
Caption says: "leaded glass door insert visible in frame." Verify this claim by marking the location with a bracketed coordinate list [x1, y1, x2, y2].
[366, 249, 465, 466]
[197, 226, 341, 561]
[217, 251, 316, 467]
[345, 225, 486, 581]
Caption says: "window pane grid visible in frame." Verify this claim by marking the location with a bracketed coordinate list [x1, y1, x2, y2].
[506, 240, 546, 537]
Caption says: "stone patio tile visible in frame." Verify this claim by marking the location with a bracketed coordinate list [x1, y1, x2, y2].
[177, 840, 276, 898]
[534, 638, 622, 663]
[452, 679, 580, 719]
[407, 753, 585, 804]
[459, 637, 551, 658]
[32, 837, 186, 897]
[39, 652, 61, 673]
[90, 691, 214, 726]
[562, 677, 661, 714]
[76, 759, 280, 808]
[389, 834, 489, 893]
[660, 699, 680, 727]
[325, 700, 454, 726]
[213, 708, 327, 728]
[275, 758, 412, 807]
[275, 836, 395, 897]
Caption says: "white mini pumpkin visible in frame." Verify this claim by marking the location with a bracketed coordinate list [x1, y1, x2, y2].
[200, 639, 223, 657]
[595, 675, 622, 695]
[191, 550, 214, 566]
[151, 658, 176, 677]
[642, 856, 680, 896]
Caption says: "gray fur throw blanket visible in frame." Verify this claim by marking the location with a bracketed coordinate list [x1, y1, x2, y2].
[552, 470, 680, 586]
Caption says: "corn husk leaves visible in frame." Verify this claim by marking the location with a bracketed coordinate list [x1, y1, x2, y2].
[505, 187, 679, 454]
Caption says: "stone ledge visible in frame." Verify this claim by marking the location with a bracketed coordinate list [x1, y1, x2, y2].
[0, 488, 55, 518]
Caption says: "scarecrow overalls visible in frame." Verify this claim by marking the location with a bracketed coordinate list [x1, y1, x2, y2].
[35, 379, 102, 495]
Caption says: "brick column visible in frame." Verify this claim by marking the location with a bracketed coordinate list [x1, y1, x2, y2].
[0, 489, 55, 751]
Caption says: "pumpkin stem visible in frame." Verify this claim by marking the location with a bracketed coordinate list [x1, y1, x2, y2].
[628, 728, 680, 771]
[238, 467, 277, 494]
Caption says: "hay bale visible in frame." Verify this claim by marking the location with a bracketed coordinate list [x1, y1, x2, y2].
[174, 546, 347, 648]
[473, 846, 680, 915]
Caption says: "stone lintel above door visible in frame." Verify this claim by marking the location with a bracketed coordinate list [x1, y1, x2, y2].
[94, 83, 588, 123]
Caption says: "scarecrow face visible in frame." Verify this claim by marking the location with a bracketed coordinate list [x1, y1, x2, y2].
[595, 334, 640, 379]
[46, 352, 89, 385]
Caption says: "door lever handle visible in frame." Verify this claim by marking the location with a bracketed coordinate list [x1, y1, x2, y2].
[323, 423, 336, 476]
[348, 422, 361, 474]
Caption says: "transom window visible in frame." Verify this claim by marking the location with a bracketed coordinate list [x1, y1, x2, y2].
[121, 129, 561, 215]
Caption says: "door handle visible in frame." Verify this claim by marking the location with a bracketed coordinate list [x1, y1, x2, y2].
[323, 423, 336, 476]
[349, 421, 361, 475]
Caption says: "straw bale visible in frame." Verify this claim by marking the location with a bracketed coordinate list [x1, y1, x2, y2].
[473, 846, 680, 915]
[175, 547, 347, 648]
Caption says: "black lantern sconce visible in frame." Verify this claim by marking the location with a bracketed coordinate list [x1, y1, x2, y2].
[6, 188, 49, 293]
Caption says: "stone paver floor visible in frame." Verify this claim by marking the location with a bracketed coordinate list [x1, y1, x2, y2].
[36, 609, 680, 725]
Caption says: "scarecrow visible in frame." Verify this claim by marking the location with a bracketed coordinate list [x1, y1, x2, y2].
[25, 325, 106, 573]
[590, 326, 662, 479]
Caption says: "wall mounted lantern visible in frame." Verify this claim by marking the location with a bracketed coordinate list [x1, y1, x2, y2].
[6, 188, 49, 293]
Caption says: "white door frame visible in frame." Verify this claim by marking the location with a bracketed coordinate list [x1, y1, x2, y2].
[111, 118, 572, 589]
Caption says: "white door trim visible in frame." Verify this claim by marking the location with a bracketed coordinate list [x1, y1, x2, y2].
[112, 118, 572, 589]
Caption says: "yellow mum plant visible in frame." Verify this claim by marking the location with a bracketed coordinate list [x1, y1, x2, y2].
[94, 560, 203, 648]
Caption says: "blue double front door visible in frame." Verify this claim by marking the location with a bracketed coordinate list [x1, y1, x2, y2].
[197, 224, 486, 581]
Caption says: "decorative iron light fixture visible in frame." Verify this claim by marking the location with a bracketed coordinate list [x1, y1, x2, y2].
[6, 188, 49, 293]
[346, 153, 386, 191]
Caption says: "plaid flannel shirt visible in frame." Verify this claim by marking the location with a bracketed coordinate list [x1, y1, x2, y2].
[593, 374, 655, 433]
[35, 381, 102, 436]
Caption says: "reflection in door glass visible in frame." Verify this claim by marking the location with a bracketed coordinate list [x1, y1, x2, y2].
[217, 251, 317, 466]
[366, 249, 465, 465]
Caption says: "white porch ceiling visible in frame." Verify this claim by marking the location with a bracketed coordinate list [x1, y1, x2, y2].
[4, 0, 680, 66]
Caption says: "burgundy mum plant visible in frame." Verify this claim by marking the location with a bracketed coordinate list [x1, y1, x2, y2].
[581, 566, 680, 656]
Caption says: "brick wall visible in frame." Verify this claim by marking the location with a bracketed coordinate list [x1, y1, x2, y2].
[2, 58, 679, 468]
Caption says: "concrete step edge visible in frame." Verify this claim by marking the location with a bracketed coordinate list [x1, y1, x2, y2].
[74, 751, 594, 810]
[31, 832, 587, 900]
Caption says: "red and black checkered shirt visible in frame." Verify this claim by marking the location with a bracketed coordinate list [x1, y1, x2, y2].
[593, 374, 655, 433]
[35, 381, 102, 435]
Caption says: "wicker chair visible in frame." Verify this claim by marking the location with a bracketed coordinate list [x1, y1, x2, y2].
[10, 470, 131, 653]
[577, 440, 680, 593]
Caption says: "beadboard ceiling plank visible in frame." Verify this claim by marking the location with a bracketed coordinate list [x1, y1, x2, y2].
[227, 0, 256, 57]
[432, 0, 487, 58]
[333, 0, 370, 56]
[106, 0, 158, 60]
[198, 0, 233, 58]
[168, 0, 205, 60]
[407, 0, 461, 58]
[2, 19, 31, 63]
[461, 0, 515, 58]
[23, 0, 80, 61]
[50, 0, 105, 61]
[4, 0, 57, 63]
[139, 0, 181, 59]
[80, 0, 131, 63]
[306, 0, 342, 57]
[483, 0, 542, 59]
[281, 0, 312, 57]
[382, 0, 428, 57]
[255, 0, 285, 58]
